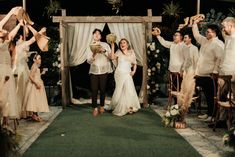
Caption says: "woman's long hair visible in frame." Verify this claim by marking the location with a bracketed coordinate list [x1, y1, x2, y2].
[118, 38, 132, 52]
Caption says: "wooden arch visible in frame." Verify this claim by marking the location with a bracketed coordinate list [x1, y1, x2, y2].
[53, 9, 162, 108]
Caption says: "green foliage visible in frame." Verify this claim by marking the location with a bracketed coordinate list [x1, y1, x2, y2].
[41, 26, 61, 87]
[204, 9, 226, 25]
[162, 1, 183, 18]
[199, 9, 226, 36]
[147, 33, 169, 104]
[43, 0, 62, 18]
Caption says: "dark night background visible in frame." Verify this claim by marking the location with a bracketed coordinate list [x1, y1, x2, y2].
[0, 0, 234, 26]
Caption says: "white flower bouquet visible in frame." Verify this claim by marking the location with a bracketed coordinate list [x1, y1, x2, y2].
[162, 104, 182, 127]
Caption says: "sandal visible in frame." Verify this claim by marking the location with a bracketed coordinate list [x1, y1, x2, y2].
[37, 116, 44, 122]
[31, 115, 41, 122]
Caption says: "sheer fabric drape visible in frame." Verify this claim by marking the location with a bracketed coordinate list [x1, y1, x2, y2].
[107, 23, 144, 66]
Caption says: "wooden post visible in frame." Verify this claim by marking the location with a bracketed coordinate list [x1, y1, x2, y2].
[141, 9, 153, 108]
[22, 0, 26, 11]
[197, 0, 200, 14]
[59, 9, 69, 108]
[22, 0, 27, 40]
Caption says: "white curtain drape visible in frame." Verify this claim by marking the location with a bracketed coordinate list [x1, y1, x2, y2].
[67, 23, 106, 66]
[107, 23, 145, 66]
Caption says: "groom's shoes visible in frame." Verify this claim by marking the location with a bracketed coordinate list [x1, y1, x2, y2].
[92, 108, 99, 117]
[99, 107, 105, 114]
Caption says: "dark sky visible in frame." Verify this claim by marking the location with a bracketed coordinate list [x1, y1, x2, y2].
[0, 0, 234, 25]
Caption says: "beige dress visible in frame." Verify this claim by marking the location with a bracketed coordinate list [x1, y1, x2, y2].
[0, 40, 20, 118]
[0, 77, 9, 117]
[13, 42, 30, 117]
[23, 63, 49, 113]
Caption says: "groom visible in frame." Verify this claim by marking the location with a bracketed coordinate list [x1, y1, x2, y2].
[86, 28, 113, 117]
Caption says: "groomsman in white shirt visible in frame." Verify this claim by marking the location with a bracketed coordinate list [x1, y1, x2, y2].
[192, 18, 224, 121]
[212, 17, 235, 127]
[86, 28, 113, 117]
[152, 27, 184, 105]
[182, 32, 199, 73]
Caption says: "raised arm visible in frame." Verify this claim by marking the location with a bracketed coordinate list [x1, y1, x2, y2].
[192, 16, 206, 45]
[109, 43, 117, 60]
[7, 19, 23, 40]
[152, 27, 172, 48]
[0, 7, 22, 29]
[24, 25, 47, 46]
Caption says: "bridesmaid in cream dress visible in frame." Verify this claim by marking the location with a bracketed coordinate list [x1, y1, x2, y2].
[23, 54, 49, 121]
[12, 34, 34, 118]
[0, 7, 24, 125]
[109, 38, 141, 116]
[13, 25, 46, 118]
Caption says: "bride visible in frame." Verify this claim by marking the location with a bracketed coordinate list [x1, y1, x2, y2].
[109, 38, 141, 116]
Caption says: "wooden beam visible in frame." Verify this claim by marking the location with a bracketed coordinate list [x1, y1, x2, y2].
[53, 16, 162, 23]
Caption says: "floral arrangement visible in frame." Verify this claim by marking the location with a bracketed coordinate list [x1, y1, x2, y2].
[146, 40, 169, 104]
[40, 26, 61, 105]
[162, 104, 183, 127]
[177, 70, 196, 113]
[223, 126, 235, 150]
[41, 26, 61, 87]
[162, 70, 196, 128]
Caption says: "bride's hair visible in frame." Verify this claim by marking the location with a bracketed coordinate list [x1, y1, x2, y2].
[118, 38, 132, 51]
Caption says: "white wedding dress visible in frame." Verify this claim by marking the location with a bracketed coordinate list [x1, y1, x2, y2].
[109, 50, 141, 116]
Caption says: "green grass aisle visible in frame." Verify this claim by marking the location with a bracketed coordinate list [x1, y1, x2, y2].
[22, 104, 202, 157]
